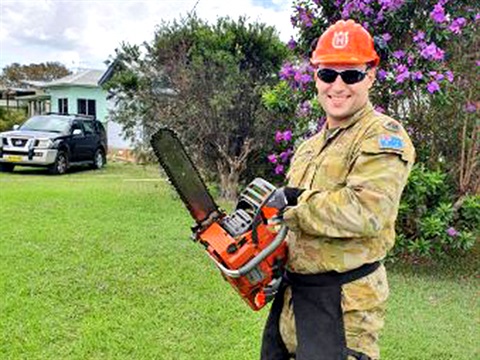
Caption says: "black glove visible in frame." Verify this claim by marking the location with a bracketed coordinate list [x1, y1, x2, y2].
[266, 187, 304, 210]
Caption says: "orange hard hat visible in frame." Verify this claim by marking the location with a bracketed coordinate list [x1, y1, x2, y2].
[311, 19, 380, 66]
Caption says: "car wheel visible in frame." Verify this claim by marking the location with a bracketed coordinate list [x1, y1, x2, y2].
[0, 163, 15, 172]
[49, 151, 69, 175]
[92, 148, 106, 169]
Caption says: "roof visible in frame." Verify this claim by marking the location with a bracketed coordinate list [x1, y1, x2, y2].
[41, 69, 105, 88]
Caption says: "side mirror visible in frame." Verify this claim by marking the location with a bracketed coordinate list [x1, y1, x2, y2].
[72, 129, 83, 136]
[13, 124, 19, 130]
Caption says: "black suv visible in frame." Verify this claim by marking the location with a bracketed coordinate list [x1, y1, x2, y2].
[0, 113, 108, 174]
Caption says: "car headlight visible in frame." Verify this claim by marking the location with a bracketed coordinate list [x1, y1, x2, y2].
[35, 139, 54, 149]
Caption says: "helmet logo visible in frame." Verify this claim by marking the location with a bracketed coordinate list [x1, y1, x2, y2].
[332, 31, 349, 49]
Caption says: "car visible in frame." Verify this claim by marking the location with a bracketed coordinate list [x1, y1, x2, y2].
[0, 113, 108, 175]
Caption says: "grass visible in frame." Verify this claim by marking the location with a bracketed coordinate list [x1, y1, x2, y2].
[0, 163, 478, 359]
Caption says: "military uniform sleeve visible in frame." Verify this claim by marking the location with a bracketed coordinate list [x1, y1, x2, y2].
[283, 121, 415, 238]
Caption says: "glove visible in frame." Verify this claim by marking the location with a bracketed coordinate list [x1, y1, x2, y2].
[266, 187, 304, 210]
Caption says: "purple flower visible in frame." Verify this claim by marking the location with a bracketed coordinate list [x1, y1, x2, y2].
[413, 71, 424, 81]
[279, 63, 295, 80]
[394, 90, 404, 96]
[429, 71, 444, 81]
[445, 71, 454, 82]
[427, 81, 441, 93]
[430, 3, 447, 23]
[464, 102, 477, 113]
[377, 69, 388, 81]
[421, 43, 445, 61]
[274, 164, 285, 175]
[476, 60, 480, 67]
[407, 55, 415, 66]
[449, 17, 467, 34]
[375, 105, 386, 113]
[287, 38, 297, 50]
[294, 72, 312, 84]
[395, 65, 410, 83]
[475, 13, 480, 21]
[393, 50, 406, 59]
[283, 130, 293, 142]
[279, 149, 293, 162]
[382, 33, 392, 42]
[275, 131, 284, 143]
[413, 31, 425, 42]
[446, 227, 459, 237]
[267, 154, 278, 164]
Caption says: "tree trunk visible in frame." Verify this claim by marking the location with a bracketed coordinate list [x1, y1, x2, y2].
[217, 161, 240, 201]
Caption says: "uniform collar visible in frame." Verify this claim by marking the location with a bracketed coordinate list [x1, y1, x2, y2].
[327, 101, 375, 131]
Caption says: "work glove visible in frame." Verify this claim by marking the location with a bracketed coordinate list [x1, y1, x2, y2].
[266, 187, 304, 211]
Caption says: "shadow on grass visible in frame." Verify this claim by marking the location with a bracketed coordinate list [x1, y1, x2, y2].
[2, 165, 98, 176]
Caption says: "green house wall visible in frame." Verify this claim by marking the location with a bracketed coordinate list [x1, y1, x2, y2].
[47, 86, 108, 123]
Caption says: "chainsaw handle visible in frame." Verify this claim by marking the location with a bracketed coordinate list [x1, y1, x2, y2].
[208, 225, 288, 278]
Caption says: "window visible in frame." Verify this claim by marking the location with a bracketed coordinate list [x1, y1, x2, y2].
[58, 98, 68, 114]
[77, 99, 96, 118]
[82, 121, 95, 135]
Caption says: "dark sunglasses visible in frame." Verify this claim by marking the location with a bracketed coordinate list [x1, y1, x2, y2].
[316, 68, 369, 85]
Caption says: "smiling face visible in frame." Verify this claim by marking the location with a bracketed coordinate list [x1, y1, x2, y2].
[315, 63, 376, 128]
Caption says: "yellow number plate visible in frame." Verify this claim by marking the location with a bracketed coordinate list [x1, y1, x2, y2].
[5, 155, 22, 162]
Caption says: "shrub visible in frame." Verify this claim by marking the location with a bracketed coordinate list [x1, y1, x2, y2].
[0, 108, 26, 132]
[392, 165, 479, 260]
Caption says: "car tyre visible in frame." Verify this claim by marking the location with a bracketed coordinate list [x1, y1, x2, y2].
[92, 148, 106, 170]
[0, 163, 15, 172]
[49, 151, 69, 175]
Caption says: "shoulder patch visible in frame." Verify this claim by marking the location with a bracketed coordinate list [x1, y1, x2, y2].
[378, 134, 404, 150]
[382, 120, 401, 132]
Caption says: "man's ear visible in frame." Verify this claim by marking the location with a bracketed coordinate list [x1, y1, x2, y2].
[367, 67, 377, 88]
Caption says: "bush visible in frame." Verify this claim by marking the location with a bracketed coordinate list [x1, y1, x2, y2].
[392, 165, 479, 260]
[0, 108, 27, 132]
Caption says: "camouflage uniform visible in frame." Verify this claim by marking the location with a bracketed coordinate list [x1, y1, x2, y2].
[280, 102, 415, 359]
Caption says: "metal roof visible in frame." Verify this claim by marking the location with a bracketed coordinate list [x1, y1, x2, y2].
[42, 69, 105, 88]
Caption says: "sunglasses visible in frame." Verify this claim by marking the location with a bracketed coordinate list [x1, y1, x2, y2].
[316, 68, 369, 85]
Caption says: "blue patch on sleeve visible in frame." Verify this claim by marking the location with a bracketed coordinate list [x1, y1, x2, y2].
[379, 134, 404, 150]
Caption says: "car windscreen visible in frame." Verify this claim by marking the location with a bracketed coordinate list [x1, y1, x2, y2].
[20, 116, 71, 133]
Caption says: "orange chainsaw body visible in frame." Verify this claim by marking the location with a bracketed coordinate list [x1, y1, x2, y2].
[196, 205, 287, 310]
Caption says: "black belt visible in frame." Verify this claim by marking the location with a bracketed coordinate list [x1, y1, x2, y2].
[285, 261, 381, 288]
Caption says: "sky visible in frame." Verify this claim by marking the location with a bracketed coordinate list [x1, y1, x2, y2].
[0, 0, 297, 72]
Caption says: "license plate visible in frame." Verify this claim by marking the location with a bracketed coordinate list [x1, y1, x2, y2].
[5, 155, 22, 162]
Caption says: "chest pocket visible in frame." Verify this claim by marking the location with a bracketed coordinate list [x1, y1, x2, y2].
[311, 143, 351, 190]
[287, 150, 315, 187]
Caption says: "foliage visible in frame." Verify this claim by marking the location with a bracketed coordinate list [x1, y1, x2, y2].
[0, 108, 27, 132]
[103, 14, 288, 199]
[0, 62, 71, 87]
[263, 1, 479, 195]
[393, 165, 479, 259]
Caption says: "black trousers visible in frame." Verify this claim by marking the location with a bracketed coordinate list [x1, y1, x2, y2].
[260, 262, 379, 360]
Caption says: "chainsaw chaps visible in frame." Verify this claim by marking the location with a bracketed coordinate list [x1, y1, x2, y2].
[150, 128, 219, 225]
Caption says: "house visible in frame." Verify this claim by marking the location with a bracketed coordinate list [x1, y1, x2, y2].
[32, 69, 133, 151]
[0, 86, 49, 115]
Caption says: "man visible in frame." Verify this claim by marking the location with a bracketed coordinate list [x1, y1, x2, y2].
[261, 19, 415, 360]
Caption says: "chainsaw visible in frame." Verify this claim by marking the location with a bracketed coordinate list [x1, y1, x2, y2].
[150, 128, 288, 310]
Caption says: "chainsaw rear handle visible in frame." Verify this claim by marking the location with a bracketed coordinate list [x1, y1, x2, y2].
[208, 225, 288, 278]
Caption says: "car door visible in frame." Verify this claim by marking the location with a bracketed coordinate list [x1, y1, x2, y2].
[81, 120, 97, 160]
[68, 121, 90, 161]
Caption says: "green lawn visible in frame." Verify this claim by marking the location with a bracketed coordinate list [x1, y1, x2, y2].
[1, 163, 478, 359]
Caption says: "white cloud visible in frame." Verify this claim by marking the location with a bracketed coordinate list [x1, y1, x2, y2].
[0, 0, 296, 71]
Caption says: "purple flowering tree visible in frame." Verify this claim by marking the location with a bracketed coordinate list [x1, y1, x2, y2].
[263, 0, 479, 195]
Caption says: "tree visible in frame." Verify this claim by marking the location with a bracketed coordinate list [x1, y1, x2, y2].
[264, 0, 479, 195]
[0, 62, 71, 87]
[103, 14, 288, 199]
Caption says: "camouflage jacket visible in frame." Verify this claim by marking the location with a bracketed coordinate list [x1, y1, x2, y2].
[283, 102, 415, 273]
